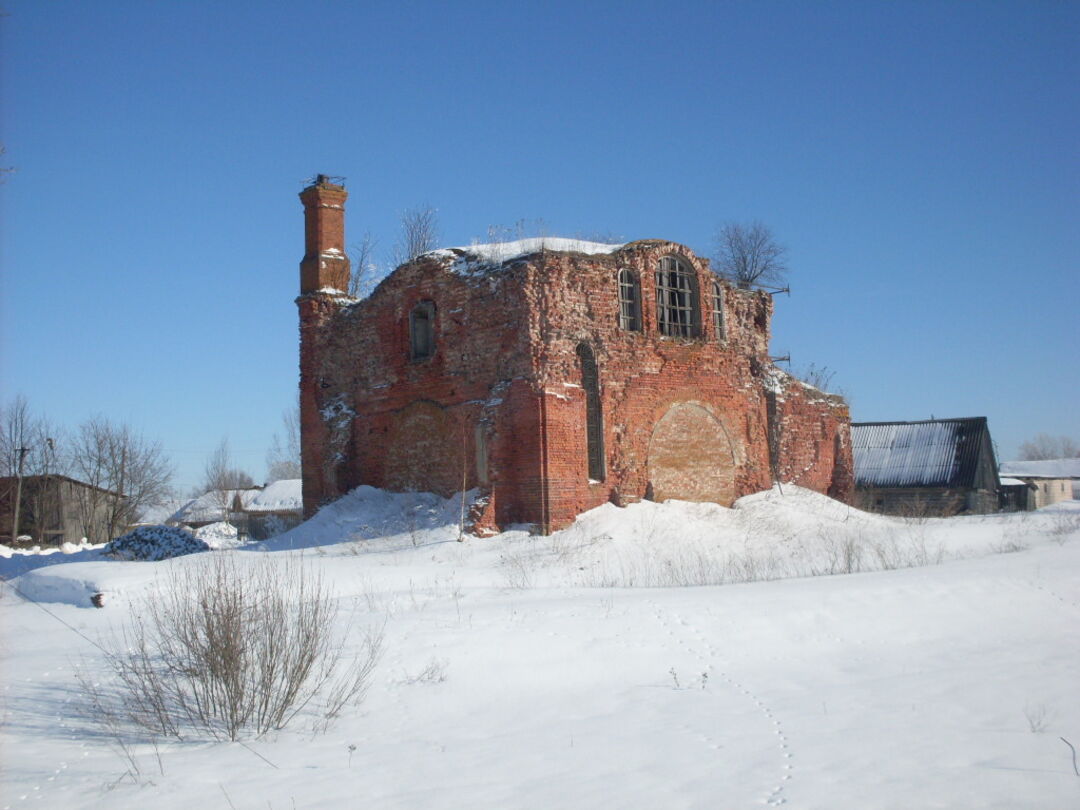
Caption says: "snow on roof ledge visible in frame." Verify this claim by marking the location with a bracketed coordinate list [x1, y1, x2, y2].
[999, 459, 1080, 479]
[423, 237, 626, 271]
[247, 479, 303, 512]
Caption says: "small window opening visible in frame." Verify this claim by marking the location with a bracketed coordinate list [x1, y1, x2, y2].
[410, 301, 435, 361]
[576, 343, 605, 481]
[617, 269, 641, 331]
[655, 256, 699, 337]
[710, 279, 726, 341]
[475, 424, 489, 485]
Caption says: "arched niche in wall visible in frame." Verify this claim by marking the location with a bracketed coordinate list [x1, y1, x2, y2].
[647, 402, 737, 505]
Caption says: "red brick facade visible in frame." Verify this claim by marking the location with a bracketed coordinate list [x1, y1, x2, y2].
[297, 177, 853, 532]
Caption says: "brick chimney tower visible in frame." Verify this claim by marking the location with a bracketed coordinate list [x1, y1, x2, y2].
[297, 174, 352, 517]
[299, 174, 351, 294]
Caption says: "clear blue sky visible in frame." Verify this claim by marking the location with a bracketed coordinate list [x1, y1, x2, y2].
[2, 0, 1077, 495]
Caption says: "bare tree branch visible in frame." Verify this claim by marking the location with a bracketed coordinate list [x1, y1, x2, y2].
[392, 206, 439, 267]
[201, 439, 255, 524]
[266, 405, 302, 482]
[1, 396, 66, 542]
[1, 395, 63, 478]
[713, 221, 788, 288]
[347, 231, 383, 298]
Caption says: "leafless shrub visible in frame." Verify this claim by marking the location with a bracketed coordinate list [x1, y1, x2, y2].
[993, 538, 1029, 554]
[85, 555, 383, 741]
[795, 363, 836, 392]
[725, 549, 784, 584]
[1024, 703, 1053, 733]
[869, 531, 905, 570]
[1048, 513, 1080, 545]
[500, 546, 537, 589]
[76, 667, 163, 783]
[392, 206, 439, 266]
[867, 528, 944, 570]
[812, 531, 865, 575]
[403, 657, 448, 685]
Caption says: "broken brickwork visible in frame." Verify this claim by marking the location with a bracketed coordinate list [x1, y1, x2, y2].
[297, 177, 853, 532]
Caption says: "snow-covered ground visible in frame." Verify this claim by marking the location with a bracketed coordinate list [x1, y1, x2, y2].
[2, 487, 1078, 809]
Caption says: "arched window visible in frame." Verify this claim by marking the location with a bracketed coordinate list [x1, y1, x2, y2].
[576, 343, 605, 481]
[655, 256, 699, 337]
[617, 269, 641, 331]
[409, 301, 435, 360]
[710, 279, 726, 341]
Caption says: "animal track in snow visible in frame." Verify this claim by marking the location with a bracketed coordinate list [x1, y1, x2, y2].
[648, 601, 794, 808]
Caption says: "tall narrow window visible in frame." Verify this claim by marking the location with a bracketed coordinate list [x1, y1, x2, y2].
[410, 301, 435, 360]
[710, 279, 726, 341]
[617, 269, 641, 331]
[576, 343, 605, 481]
[655, 256, 699, 337]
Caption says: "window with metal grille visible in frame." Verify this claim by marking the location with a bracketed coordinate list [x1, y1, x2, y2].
[617, 269, 641, 331]
[655, 256, 699, 337]
[410, 301, 435, 360]
[710, 279, 725, 340]
[576, 343, 605, 481]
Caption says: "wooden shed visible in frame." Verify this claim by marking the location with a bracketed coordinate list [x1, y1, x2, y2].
[851, 417, 1001, 517]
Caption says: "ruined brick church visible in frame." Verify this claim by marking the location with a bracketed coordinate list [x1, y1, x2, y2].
[297, 176, 853, 533]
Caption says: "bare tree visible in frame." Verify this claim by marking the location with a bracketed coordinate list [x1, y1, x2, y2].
[713, 221, 788, 288]
[201, 438, 254, 523]
[348, 231, 384, 298]
[391, 206, 439, 266]
[1019, 434, 1080, 460]
[266, 405, 302, 482]
[0, 396, 66, 476]
[1, 396, 65, 542]
[69, 416, 174, 543]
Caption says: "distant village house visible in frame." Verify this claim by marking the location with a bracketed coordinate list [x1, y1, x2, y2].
[998, 458, 1080, 508]
[167, 479, 303, 540]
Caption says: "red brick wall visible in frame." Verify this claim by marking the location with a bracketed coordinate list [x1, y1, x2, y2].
[299, 229, 854, 530]
[300, 250, 553, 527]
[768, 375, 854, 501]
[523, 242, 778, 530]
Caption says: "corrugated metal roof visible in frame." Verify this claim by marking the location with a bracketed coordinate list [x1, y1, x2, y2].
[851, 418, 990, 488]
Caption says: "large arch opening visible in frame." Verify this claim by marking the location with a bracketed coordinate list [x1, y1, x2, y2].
[647, 402, 736, 505]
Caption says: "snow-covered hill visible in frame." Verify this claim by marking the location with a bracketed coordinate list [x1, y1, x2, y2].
[2, 488, 1078, 809]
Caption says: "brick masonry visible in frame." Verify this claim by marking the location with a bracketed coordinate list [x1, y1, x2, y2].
[297, 178, 854, 532]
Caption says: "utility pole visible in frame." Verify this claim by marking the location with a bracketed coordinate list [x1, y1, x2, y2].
[10, 447, 29, 544]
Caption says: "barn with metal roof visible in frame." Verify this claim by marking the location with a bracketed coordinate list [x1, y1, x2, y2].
[850, 417, 1001, 516]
